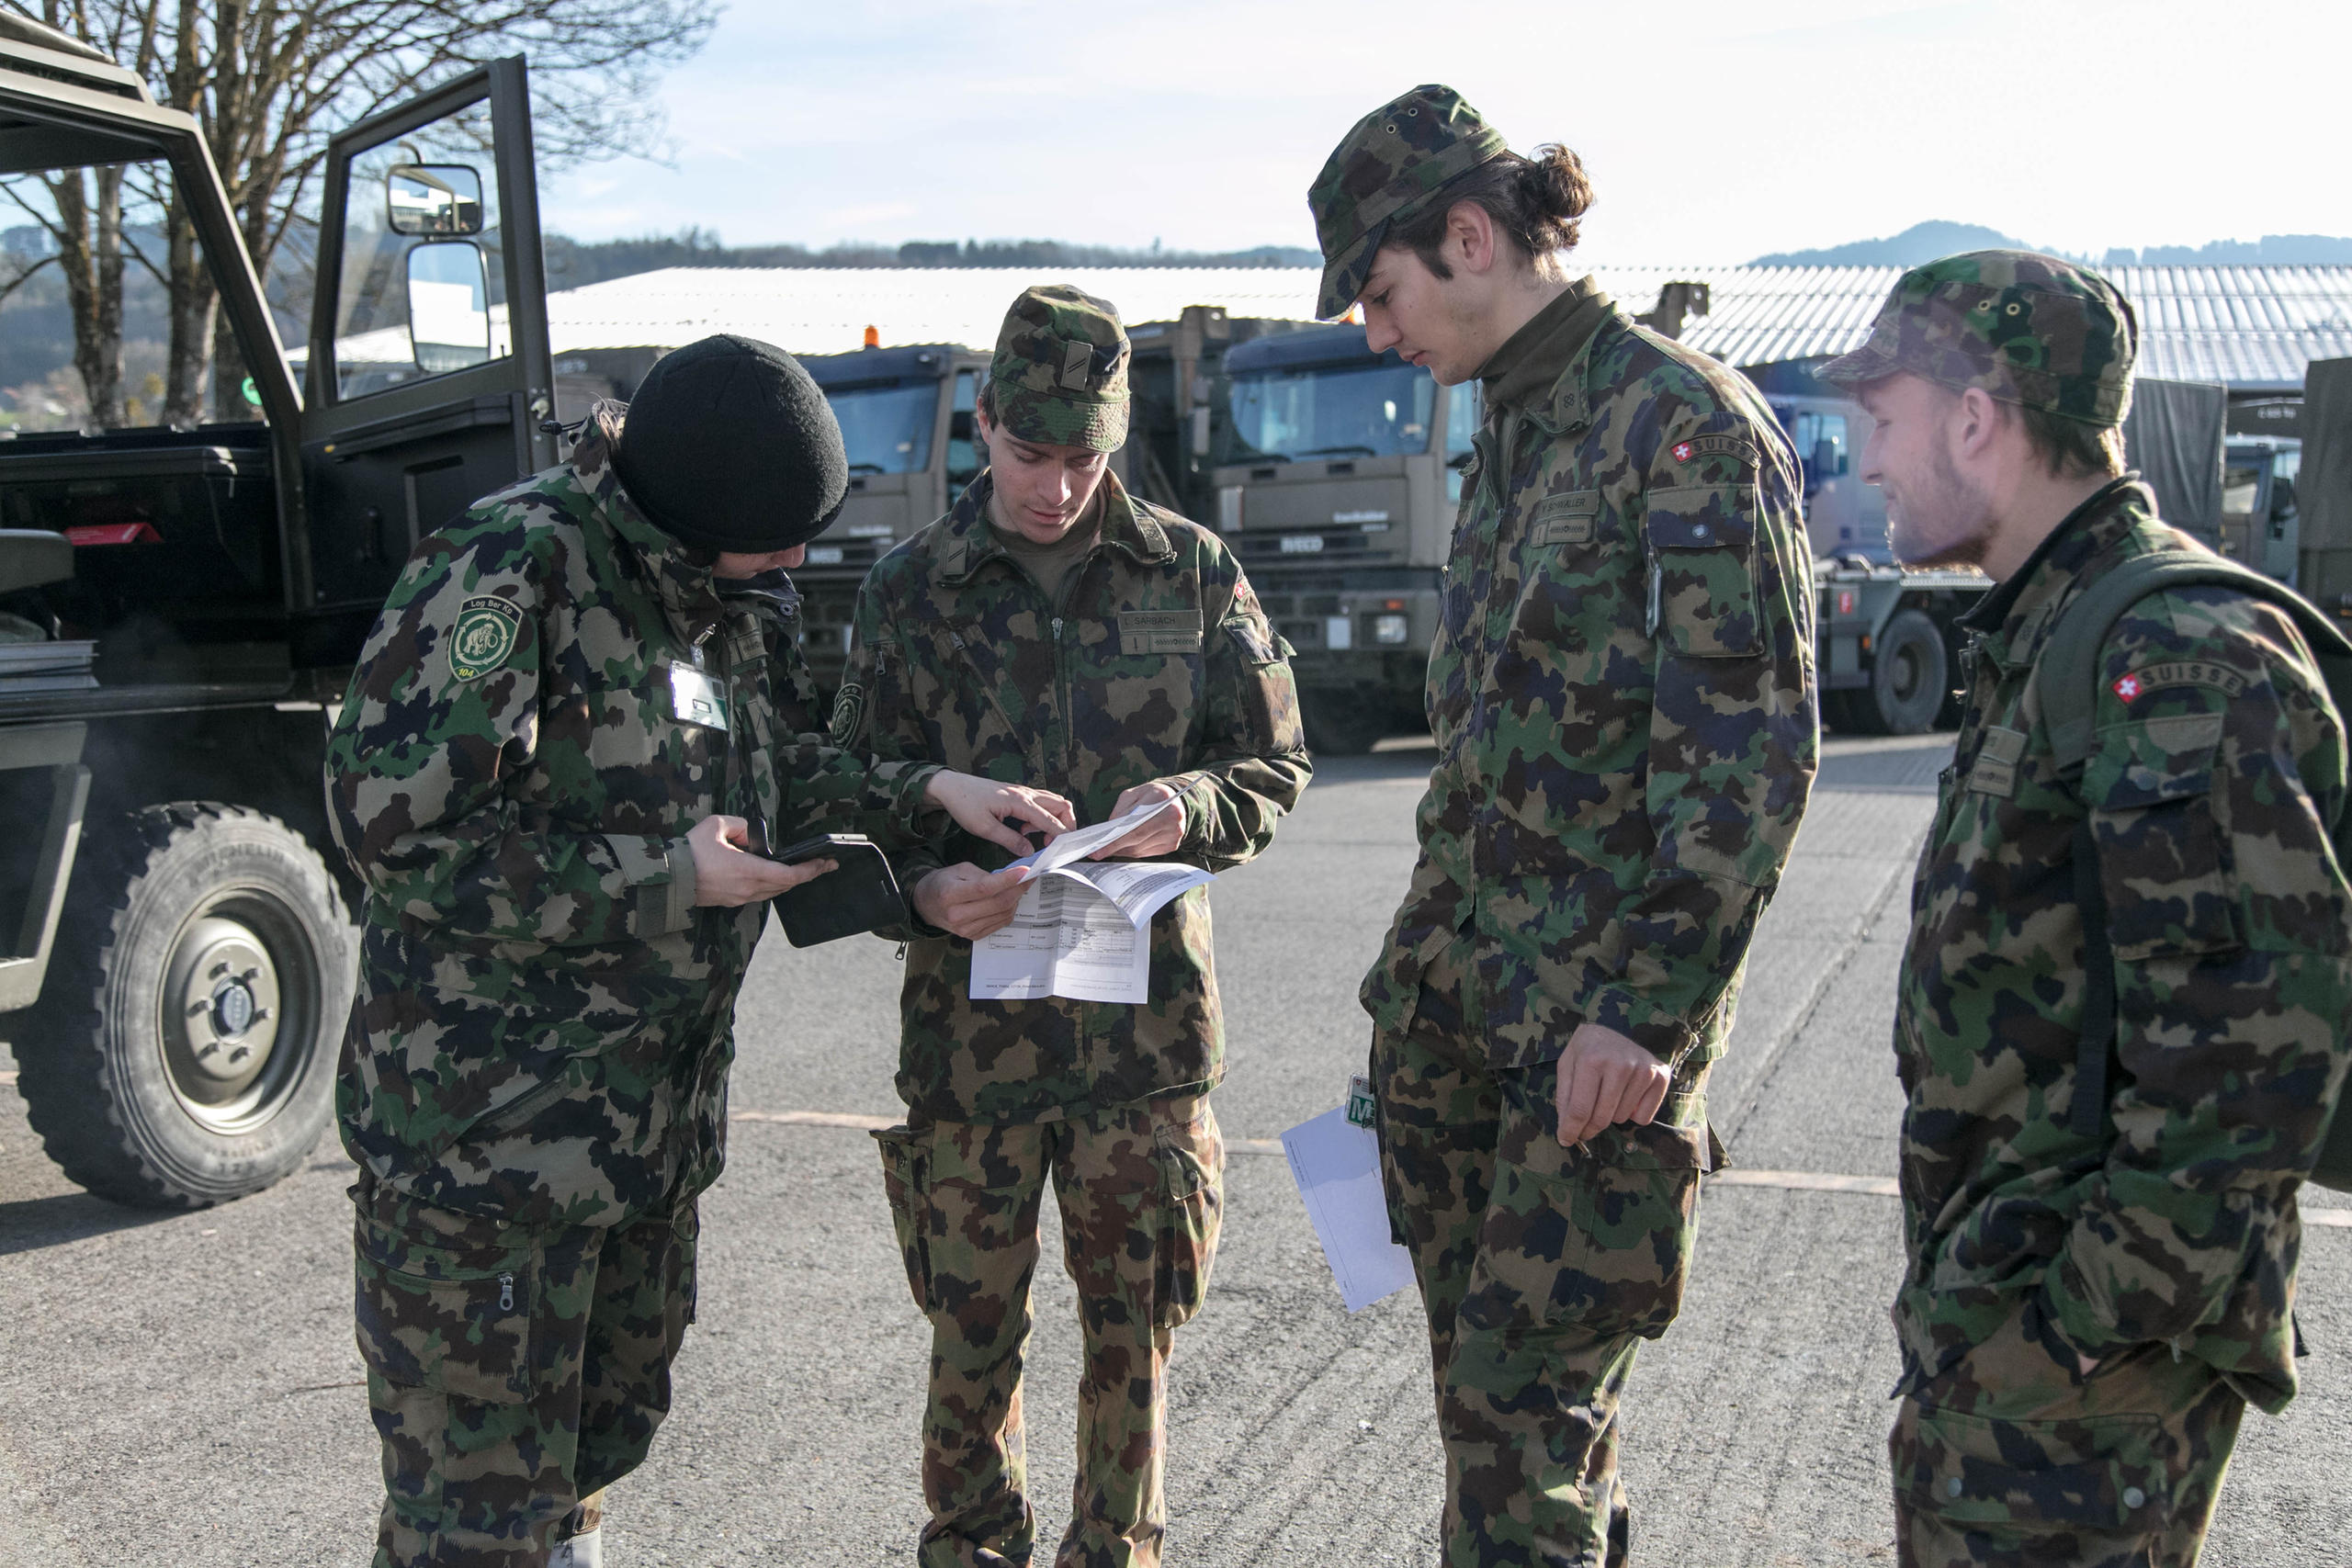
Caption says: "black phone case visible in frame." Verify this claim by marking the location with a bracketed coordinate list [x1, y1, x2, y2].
[771, 835, 906, 948]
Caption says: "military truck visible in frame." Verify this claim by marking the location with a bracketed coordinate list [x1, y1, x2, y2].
[0, 21, 562, 1205]
[1204, 321, 1481, 753]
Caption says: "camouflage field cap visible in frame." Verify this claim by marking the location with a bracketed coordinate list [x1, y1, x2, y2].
[1815, 250, 2138, 426]
[987, 283, 1130, 452]
[1307, 85, 1509, 320]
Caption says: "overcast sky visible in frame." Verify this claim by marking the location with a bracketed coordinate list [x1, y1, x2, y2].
[537, 0, 2352, 265]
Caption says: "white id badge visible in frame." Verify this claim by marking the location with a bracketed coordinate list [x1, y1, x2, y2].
[666, 663, 729, 729]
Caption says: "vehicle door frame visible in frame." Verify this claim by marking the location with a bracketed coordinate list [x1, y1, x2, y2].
[296, 55, 554, 662]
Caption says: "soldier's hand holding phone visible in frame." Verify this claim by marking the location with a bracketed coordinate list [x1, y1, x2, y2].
[688, 814, 836, 907]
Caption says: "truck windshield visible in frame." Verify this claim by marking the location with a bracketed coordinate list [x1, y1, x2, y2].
[1223, 363, 1434, 463]
[824, 380, 938, 474]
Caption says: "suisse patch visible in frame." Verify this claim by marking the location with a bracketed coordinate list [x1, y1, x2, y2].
[2115, 660, 2247, 703]
[829, 681, 865, 747]
[1118, 609, 1204, 655]
[1670, 434, 1760, 470]
[447, 594, 523, 681]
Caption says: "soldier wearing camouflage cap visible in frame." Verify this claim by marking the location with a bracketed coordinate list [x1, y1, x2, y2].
[839, 285, 1310, 1567]
[1824, 252, 2352, 1567]
[325, 335, 1070, 1568]
[1312, 87, 1819, 1565]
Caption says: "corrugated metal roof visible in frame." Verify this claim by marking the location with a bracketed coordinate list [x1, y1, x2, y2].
[536, 263, 2352, 391]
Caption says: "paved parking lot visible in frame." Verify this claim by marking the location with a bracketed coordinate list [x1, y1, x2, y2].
[2, 734, 2345, 1565]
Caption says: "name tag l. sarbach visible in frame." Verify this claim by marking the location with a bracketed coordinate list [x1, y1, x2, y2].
[666, 661, 730, 730]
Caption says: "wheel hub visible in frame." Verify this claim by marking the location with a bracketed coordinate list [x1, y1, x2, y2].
[163, 916, 283, 1104]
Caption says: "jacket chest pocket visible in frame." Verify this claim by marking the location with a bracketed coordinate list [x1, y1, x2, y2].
[1647, 483, 1761, 658]
[1082, 612, 1206, 772]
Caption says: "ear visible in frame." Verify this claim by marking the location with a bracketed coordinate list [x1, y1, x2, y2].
[1951, 386, 2004, 460]
[974, 402, 996, 443]
[1447, 199, 1498, 276]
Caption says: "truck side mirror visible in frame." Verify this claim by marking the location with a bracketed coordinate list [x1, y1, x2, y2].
[1812, 436, 1844, 478]
[405, 242, 492, 373]
[387, 164, 484, 236]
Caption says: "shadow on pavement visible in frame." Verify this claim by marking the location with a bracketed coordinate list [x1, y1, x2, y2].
[0, 1190, 174, 1257]
[1307, 739, 1438, 787]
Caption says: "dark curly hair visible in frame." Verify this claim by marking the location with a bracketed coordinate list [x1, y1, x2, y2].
[1386, 144, 1594, 281]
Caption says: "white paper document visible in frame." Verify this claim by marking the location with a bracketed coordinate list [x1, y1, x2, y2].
[1281, 1107, 1417, 1314]
[968, 801, 1215, 1005]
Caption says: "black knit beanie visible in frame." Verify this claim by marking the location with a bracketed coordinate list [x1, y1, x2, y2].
[610, 334, 847, 553]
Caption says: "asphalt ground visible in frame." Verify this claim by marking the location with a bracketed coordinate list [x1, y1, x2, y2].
[2, 733, 2346, 1566]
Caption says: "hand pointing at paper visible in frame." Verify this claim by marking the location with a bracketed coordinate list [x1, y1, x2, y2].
[1091, 780, 1189, 859]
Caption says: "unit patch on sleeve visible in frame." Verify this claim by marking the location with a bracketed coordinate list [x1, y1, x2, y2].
[2114, 660, 2248, 703]
[447, 594, 525, 681]
[829, 681, 866, 747]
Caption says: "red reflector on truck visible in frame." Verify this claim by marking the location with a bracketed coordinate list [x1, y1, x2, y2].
[64, 523, 162, 546]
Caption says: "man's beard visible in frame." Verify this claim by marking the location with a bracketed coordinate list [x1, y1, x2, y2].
[1887, 442, 1992, 570]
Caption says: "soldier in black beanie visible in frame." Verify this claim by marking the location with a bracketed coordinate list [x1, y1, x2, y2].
[327, 332, 1073, 1568]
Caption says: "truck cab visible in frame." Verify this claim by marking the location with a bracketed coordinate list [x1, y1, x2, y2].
[2222, 436, 2301, 584]
[0, 29, 558, 1206]
[795, 344, 987, 679]
[1207, 322, 1479, 752]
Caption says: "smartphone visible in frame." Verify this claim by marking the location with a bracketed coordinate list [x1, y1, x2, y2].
[764, 832, 864, 865]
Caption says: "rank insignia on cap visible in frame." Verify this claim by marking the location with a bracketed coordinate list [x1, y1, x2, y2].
[448, 594, 524, 681]
[2112, 674, 2143, 701]
[1673, 442, 1694, 463]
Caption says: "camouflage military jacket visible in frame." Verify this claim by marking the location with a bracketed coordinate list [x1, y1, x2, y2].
[1362, 279, 1818, 1077]
[327, 407, 943, 1227]
[1894, 478, 2351, 1411]
[838, 469, 1311, 1123]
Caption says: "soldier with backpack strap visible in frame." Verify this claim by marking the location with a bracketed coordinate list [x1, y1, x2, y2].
[1817, 250, 2352, 1568]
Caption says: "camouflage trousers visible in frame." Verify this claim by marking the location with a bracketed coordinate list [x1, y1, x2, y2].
[352, 1177, 698, 1567]
[1373, 975, 1713, 1568]
[873, 1093, 1225, 1568]
[1891, 1299, 2247, 1568]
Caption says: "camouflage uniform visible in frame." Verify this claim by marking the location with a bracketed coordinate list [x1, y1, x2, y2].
[1816, 253, 2352, 1568]
[840, 287, 1311, 1568]
[1313, 87, 1819, 1567]
[328, 405, 944, 1566]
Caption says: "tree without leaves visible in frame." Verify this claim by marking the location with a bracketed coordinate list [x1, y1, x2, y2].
[6, 0, 714, 427]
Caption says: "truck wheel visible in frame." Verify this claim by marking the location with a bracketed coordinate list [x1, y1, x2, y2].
[1302, 690, 1388, 756]
[13, 804, 355, 1208]
[1856, 610, 1950, 736]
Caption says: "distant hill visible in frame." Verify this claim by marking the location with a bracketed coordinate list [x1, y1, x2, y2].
[2102, 235, 2352, 266]
[1752, 220, 2352, 271]
[543, 230, 1322, 291]
[1748, 221, 2037, 268]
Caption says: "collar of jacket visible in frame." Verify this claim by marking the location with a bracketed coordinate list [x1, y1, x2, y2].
[936, 467, 1173, 586]
[571, 401, 723, 638]
[1476, 274, 1616, 434]
[1959, 474, 2155, 671]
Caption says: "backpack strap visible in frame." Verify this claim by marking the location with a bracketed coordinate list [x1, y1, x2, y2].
[2030, 550, 2352, 1138]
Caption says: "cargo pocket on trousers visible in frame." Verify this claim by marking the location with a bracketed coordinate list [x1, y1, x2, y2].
[353, 1214, 534, 1404]
[1457, 1112, 1705, 1341]
[1896, 1402, 2169, 1537]
[873, 1124, 933, 1313]
[1151, 1104, 1225, 1329]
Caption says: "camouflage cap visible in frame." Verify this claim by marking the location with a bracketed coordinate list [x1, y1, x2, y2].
[1306, 85, 1509, 320]
[987, 284, 1129, 452]
[1815, 250, 2137, 426]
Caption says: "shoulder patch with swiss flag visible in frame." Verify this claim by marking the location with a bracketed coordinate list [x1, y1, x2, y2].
[1667, 433, 1761, 472]
[2112, 674, 2143, 702]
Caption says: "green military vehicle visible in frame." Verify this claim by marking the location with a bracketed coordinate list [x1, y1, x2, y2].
[1204, 321, 1482, 753]
[0, 21, 564, 1206]
[795, 342, 990, 678]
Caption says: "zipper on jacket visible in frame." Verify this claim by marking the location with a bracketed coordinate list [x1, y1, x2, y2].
[497, 1272, 515, 1312]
